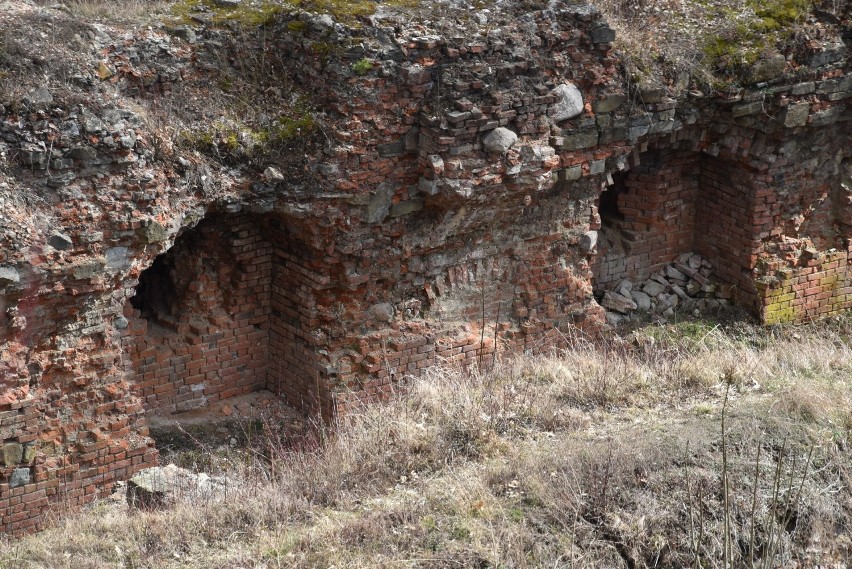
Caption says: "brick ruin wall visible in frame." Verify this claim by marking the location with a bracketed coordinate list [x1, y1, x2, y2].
[0, 1, 849, 532]
[591, 120, 852, 318]
[123, 214, 272, 414]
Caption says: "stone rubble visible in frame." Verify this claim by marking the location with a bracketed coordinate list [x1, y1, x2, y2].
[126, 464, 229, 508]
[600, 252, 735, 325]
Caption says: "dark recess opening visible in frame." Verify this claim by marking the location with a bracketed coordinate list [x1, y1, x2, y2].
[599, 170, 627, 222]
[129, 251, 175, 322]
[592, 169, 632, 297]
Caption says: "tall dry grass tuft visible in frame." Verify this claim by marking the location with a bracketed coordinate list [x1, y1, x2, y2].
[3, 317, 852, 567]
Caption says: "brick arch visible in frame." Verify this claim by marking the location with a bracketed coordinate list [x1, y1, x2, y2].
[591, 146, 763, 311]
[122, 211, 333, 420]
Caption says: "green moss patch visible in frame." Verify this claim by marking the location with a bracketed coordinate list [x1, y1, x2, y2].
[173, 0, 419, 28]
[351, 57, 373, 75]
[178, 97, 315, 164]
[172, 0, 286, 27]
[702, 0, 811, 82]
[299, 0, 419, 23]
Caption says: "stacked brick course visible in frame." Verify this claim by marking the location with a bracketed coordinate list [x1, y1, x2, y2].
[124, 214, 271, 413]
[593, 151, 699, 288]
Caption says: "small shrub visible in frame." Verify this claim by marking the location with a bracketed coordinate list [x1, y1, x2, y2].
[351, 58, 373, 75]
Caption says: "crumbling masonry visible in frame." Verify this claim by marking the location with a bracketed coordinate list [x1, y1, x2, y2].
[0, 0, 849, 532]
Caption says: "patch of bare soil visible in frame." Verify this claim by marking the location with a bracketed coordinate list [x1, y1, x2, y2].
[148, 390, 315, 472]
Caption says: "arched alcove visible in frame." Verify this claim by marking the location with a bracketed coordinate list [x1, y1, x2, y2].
[123, 212, 331, 417]
[591, 148, 761, 310]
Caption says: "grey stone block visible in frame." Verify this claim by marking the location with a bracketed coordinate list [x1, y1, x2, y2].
[559, 130, 598, 150]
[591, 25, 616, 44]
[791, 82, 815, 95]
[3, 443, 22, 467]
[389, 198, 424, 218]
[10, 468, 30, 489]
[550, 83, 584, 122]
[560, 165, 583, 181]
[367, 181, 396, 223]
[144, 221, 168, 244]
[49, 232, 73, 251]
[589, 159, 606, 175]
[780, 102, 810, 128]
[580, 231, 597, 253]
[66, 146, 98, 161]
[593, 94, 626, 114]
[106, 247, 129, 269]
[629, 125, 650, 140]
[599, 127, 627, 143]
[22, 442, 35, 463]
[0, 267, 20, 284]
[482, 127, 518, 154]
[418, 177, 439, 196]
[731, 101, 763, 117]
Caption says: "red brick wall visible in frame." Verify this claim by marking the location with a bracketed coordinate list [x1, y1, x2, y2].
[125, 214, 271, 415]
[266, 220, 328, 416]
[757, 249, 852, 324]
[593, 151, 699, 289]
[694, 156, 761, 304]
[1, 0, 846, 535]
[591, 147, 805, 312]
[0, 368, 156, 534]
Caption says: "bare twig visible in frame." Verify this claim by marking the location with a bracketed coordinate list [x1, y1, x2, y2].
[762, 437, 787, 569]
[721, 381, 732, 569]
[749, 437, 762, 568]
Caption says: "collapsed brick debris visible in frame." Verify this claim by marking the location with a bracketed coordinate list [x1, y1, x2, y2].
[600, 252, 735, 324]
[0, 0, 849, 533]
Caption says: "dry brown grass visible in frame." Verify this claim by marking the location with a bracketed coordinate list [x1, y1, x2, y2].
[3, 316, 852, 567]
[40, 0, 174, 23]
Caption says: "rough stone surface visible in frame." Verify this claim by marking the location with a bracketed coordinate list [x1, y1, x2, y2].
[630, 290, 652, 311]
[482, 127, 518, 154]
[263, 166, 285, 183]
[782, 103, 811, 127]
[2, 444, 23, 467]
[642, 281, 667, 297]
[127, 464, 227, 508]
[9, 468, 30, 489]
[598, 253, 738, 321]
[601, 291, 638, 313]
[580, 231, 598, 253]
[594, 95, 626, 114]
[367, 181, 396, 223]
[369, 303, 395, 323]
[26, 86, 53, 105]
[748, 51, 787, 83]
[48, 233, 73, 251]
[550, 83, 584, 122]
[0, 267, 20, 284]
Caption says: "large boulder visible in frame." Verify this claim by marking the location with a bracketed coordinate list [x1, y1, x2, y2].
[127, 464, 228, 508]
